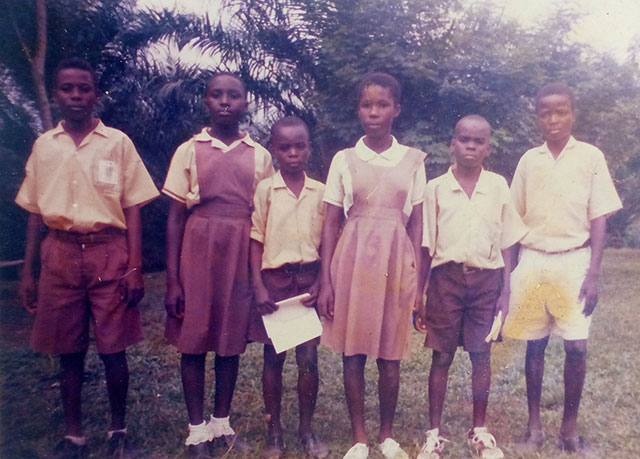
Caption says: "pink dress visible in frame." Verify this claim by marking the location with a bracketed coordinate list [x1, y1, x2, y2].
[321, 148, 424, 360]
[165, 141, 254, 356]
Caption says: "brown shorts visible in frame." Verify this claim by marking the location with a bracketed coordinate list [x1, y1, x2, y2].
[248, 261, 320, 345]
[425, 263, 502, 354]
[30, 230, 143, 355]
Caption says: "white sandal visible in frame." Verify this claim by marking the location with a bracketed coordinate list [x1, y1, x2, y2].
[417, 428, 447, 459]
[468, 427, 504, 459]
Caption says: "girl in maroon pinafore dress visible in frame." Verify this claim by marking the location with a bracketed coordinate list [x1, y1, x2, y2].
[163, 73, 273, 453]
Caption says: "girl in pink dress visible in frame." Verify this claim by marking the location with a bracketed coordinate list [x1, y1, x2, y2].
[318, 72, 426, 459]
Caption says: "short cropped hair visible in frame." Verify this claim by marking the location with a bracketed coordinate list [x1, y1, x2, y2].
[54, 58, 97, 87]
[535, 82, 575, 112]
[455, 114, 491, 135]
[270, 115, 309, 140]
[207, 71, 246, 96]
[356, 72, 401, 104]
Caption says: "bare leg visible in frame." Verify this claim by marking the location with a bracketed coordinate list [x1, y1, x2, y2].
[525, 337, 549, 433]
[469, 351, 491, 428]
[60, 352, 87, 437]
[377, 358, 400, 443]
[296, 342, 319, 436]
[428, 350, 455, 430]
[560, 339, 587, 439]
[263, 345, 286, 436]
[343, 354, 367, 444]
[181, 353, 206, 425]
[100, 350, 129, 431]
[213, 354, 239, 418]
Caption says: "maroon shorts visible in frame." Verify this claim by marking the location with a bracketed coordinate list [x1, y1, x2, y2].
[248, 261, 320, 345]
[424, 263, 502, 354]
[30, 229, 143, 355]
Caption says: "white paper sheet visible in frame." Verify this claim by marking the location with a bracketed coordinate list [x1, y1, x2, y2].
[261, 293, 323, 354]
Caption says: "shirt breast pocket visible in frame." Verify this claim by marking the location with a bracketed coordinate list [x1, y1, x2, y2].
[94, 159, 121, 196]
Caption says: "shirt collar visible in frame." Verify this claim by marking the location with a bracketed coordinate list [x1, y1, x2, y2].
[354, 136, 403, 162]
[194, 127, 255, 151]
[52, 119, 108, 139]
[539, 135, 577, 157]
[272, 170, 319, 191]
[445, 166, 490, 195]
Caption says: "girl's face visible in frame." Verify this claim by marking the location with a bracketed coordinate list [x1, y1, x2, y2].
[357, 84, 400, 139]
[204, 75, 248, 127]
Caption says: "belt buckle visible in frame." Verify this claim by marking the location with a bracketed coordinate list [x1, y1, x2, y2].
[461, 264, 476, 274]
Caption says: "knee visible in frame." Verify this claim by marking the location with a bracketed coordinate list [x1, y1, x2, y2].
[432, 351, 455, 369]
[99, 350, 126, 365]
[469, 351, 491, 367]
[564, 340, 587, 362]
[296, 353, 318, 375]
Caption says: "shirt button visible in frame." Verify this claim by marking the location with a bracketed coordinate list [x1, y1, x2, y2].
[72, 203, 78, 208]
[72, 180, 78, 185]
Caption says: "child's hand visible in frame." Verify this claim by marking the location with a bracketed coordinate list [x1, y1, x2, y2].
[579, 271, 599, 316]
[254, 285, 277, 315]
[317, 284, 334, 320]
[121, 268, 144, 309]
[302, 279, 321, 308]
[18, 273, 37, 314]
[413, 297, 427, 333]
[165, 280, 185, 319]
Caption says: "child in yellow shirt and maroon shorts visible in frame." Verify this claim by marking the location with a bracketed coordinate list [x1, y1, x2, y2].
[248, 116, 329, 459]
[415, 115, 526, 459]
[15, 58, 158, 458]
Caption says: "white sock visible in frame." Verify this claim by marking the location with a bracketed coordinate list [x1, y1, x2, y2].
[208, 415, 235, 437]
[185, 421, 213, 446]
[107, 427, 127, 439]
[64, 435, 86, 446]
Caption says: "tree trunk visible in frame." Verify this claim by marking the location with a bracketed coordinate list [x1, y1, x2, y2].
[32, 0, 52, 131]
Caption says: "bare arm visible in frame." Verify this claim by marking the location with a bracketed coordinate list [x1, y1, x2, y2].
[580, 215, 607, 316]
[165, 199, 187, 318]
[414, 246, 432, 332]
[250, 239, 277, 314]
[407, 203, 424, 321]
[317, 204, 343, 320]
[496, 243, 518, 321]
[19, 213, 44, 313]
[123, 205, 144, 308]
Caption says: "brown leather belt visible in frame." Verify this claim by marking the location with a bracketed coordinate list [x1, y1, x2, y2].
[51, 228, 124, 245]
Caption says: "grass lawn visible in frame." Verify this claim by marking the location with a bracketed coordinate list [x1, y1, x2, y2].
[1, 248, 638, 458]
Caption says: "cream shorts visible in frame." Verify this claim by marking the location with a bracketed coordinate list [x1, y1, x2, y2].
[503, 247, 592, 341]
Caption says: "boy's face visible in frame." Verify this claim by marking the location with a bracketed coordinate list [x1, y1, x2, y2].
[450, 118, 491, 169]
[205, 75, 248, 127]
[271, 125, 311, 175]
[358, 84, 400, 139]
[53, 68, 98, 123]
[536, 94, 575, 144]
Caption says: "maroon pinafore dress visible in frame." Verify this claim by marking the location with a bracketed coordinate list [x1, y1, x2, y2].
[165, 140, 255, 356]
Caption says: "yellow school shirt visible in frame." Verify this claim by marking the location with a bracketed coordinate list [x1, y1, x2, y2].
[15, 121, 159, 233]
[251, 171, 325, 270]
[162, 128, 274, 208]
[423, 167, 527, 269]
[510, 137, 622, 253]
